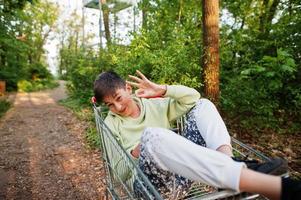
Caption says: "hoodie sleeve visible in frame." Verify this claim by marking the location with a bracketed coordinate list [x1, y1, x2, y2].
[163, 85, 201, 122]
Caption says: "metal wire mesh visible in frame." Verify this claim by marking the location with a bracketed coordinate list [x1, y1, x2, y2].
[94, 105, 162, 199]
[93, 105, 282, 200]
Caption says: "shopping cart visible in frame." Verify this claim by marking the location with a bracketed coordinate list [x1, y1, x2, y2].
[92, 98, 286, 200]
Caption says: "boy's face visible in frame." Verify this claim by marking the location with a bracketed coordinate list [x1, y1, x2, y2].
[103, 84, 137, 117]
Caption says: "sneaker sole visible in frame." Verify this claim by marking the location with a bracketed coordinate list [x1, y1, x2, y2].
[268, 158, 288, 175]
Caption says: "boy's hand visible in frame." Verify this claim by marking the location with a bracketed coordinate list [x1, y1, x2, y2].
[127, 70, 166, 98]
[131, 143, 141, 158]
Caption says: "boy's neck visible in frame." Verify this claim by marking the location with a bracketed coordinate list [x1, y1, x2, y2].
[129, 101, 140, 118]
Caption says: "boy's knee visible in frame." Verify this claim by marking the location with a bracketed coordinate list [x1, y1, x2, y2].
[141, 127, 158, 141]
[141, 128, 161, 150]
[195, 98, 218, 112]
[141, 127, 171, 153]
[198, 98, 215, 106]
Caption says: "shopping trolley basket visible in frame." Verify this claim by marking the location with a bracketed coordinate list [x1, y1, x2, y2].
[92, 99, 286, 200]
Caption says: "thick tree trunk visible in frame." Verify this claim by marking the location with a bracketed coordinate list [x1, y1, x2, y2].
[101, 0, 111, 46]
[202, 0, 220, 105]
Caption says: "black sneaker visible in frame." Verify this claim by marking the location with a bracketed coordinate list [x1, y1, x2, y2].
[281, 177, 301, 200]
[232, 157, 260, 168]
[233, 157, 288, 175]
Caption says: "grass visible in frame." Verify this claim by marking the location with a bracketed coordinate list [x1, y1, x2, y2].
[0, 99, 11, 118]
[59, 97, 101, 149]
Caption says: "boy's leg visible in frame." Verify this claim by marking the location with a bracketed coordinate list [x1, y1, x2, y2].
[137, 128, 192, 199]
[141, 127, 244, 191]
[184, 98, 232, 156]
[239, 168, 281, 199]
[184, 99, 287, 175]
[139, 127, 301, 200]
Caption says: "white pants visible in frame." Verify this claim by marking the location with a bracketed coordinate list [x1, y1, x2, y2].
[139, 99, 245, 192]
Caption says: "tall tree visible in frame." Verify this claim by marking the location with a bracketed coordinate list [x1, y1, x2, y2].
[202, 0, 220, 104]
[259, 0, 280, 35]
[21, 0, 58, 64]
[140, 0, 149, 30]
[100, 0, 111, 46]
[0, 0, 57, 90]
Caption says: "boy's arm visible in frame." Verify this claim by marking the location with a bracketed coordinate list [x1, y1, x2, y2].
[164, 85, 200, 121]
[127, 70, 200, 120]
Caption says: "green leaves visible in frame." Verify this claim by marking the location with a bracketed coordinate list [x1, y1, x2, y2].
[222, 47, 299, 131]
[0, 99, 11, 118]
[59, 0, 301, 134]
[0, 0, 58, 91]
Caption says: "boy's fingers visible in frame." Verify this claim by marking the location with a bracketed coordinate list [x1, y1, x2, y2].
[135, 89, 146, 98]
[136, 70, 147, 80]
[135, 90, 142, 96]
[126, 80, 139, 88]
[128, 75, 142, 83]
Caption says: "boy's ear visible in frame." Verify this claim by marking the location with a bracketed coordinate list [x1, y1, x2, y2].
[125, 83, 133, 94]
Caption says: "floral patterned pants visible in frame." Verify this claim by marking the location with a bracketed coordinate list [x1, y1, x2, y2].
[134, 101, 207, 199]
[133, 99, 241, 199]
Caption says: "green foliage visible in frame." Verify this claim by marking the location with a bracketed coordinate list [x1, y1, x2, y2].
[0, 0, 58, 92]
[17, 78, 59, 92]
[61, 0, 203, 104]
[112, 0, 203, 89]
[221, 49, 300, 131]
[28, 63, 52, 79]
[219, 0, 301, 132]
[17, 80, 33, 92]
[59, 97, 100, 149]
[86, 126, 101, 149]
[0, 99, 11, 118]
[63, 49, 110, 105]
[59, 0, 301, 135]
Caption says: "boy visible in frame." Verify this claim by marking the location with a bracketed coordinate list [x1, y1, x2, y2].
[94, 70, 300, 200]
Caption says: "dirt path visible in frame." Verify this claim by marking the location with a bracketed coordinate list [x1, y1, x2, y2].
[0, 81, 106, 200]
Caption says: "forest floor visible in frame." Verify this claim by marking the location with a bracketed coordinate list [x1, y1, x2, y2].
[227, 119, 301, 178]
[0, 81, 106, 200]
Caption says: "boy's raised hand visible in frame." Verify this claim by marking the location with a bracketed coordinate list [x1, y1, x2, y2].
[127, 70, 166, 98]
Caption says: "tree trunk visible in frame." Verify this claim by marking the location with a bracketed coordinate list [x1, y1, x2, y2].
[141, 0, 149, 30]
[101, 0, 111, 46]
[259, 0, 280, 35]
[202, 0, 220, 105]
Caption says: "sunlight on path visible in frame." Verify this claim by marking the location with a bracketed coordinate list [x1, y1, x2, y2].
[0, 81, 105, 200]
[9, 80, 67, 107]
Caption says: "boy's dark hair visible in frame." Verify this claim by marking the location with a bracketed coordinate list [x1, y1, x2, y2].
[94, 71, 126, 103]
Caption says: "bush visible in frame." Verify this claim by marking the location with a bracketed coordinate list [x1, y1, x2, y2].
[17, 80, 33, 92]
[17, 78, 59, 92]
[0, 99, 11, 118]
[28, 63, 53, 80]
[221, 49, 300, 131]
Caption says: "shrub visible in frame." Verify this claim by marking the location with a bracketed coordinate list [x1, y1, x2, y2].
[0, 99, 11, 118]
[221, 49, 300, 131]
[17, 80, 33, 92]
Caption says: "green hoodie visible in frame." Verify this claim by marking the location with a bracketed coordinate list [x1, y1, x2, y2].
[102, 85, 200, 181]
[104, 85, 200, 158]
